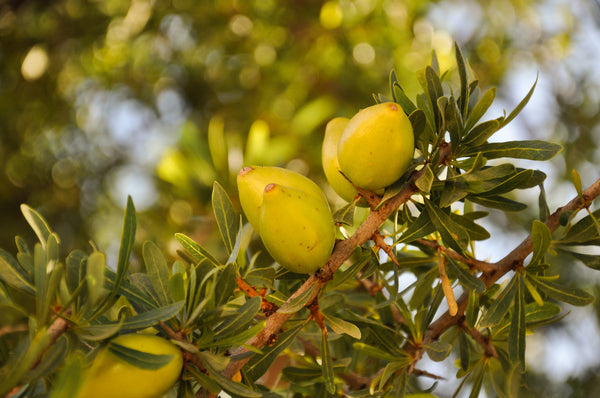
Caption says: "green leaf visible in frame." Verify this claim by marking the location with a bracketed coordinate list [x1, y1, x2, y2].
[322, 313, 361, 339]
[187, 365, 222, 395]
[245, 323, 304, 381]
[393, 82, 417, 115]
[108, 341, 176, 370]
[321, 331, 336, 394]
[479, 276, 518, 328]
[469, 169, 534, 197]
[174, 233, 220, 267]
[524, 301, 561, 325]
[523, 275, 544, 307]
[461, 140, 563, 161]
[445, 96, 463, 150]
[500, 75, 538, 128]
[449, 213, 490, 241]
[49, 354, 85, 398]
[465, 87, 496, 132]
[76, 301, 184, 339]
[104, 269, 158, 310]
[424, 340, 452, 362]
[169, 272, 185, 303]
[352, 342, 409, 363]
[409, 108, 427, 143]
[34, 242, 49, 322]
[212, 181, 238, 255]
[529, 220, 551, 267]
[202, 321, 265, 349]
[415, 164, 434, 193]
[278, 284, 317, 314]
[445, 258, 485, 293]
[333, 200, 355, 226]
[529, 277, 594, 306]
[215, 262, 237, 307]
[0, 248, 35, 294]
[538, 183, 551, 221]
[468, 195, 527, 212]
[424, 198, 469, 255]
[396, 210, 436, 244]
[208, 115, 229, 180]
[439, 180, 468, 207]
[20, 204, 52, 248]
[92, 196, 136, 321]
[326, 256, 370, 291]
[560, 249, 600, 270]
[560, 209, 600, 245]
[66, 249, 87, 295]
[461, 119, 501, 147]
[214, 296, 261, 337]
[509, 275, 525, 369]
[86, 251, 106, 305]
[201, 354, 262, 398]
[458, 330, 471, 371]
[455, 42, 469, 117]
[143, 241, 172, 306]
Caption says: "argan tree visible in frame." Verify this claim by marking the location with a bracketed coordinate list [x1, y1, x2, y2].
[1, 46, 599, 398]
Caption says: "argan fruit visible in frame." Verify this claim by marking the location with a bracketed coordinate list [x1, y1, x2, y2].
[322, 117, 359, 202]
[338, 102, 414, 191]
[237, 166, 326, 230]
[77, 334, 183, 398]
[259, 183, 335, 274]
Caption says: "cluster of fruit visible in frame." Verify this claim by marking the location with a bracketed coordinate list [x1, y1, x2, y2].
[239, 102, 415, 274]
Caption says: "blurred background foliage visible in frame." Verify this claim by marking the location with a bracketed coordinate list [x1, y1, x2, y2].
[1, 0, 599, 396]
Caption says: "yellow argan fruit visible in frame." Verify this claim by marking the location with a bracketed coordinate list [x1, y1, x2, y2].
[322, 117, 358, 202]
[338, 102, 414, 191]
[259, 183, 335, 274]
[77, 334, 183, 398]
[237, 166, 326, 230]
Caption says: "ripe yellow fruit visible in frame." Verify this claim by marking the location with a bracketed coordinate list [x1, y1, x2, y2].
[322, 117, 358, 202]
[77, 334, 183, 398]
[237, 166, 326, 230]
[259, 183, 335, 274]
[338, 102, 414, 191]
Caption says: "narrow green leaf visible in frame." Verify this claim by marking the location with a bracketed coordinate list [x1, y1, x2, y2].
[202, 321, 265, 349]
[445, 96, 462, 150]
[461, 119, 500, 146]
[408, 108, 427, 142]
[212, 181, 238, 255]
[538, 183, 550, 221]
[352, 342, 408, 363]
[529, 220, 551, 267]
[278, 284, 317, 314]
[424, 198, 469, 255]
[86, 251, 106, 305]
[500, 75, 538, 128]
[455, 42, 469, 117]
[445, 257, 485, 293]
[76, 301, 184, 339]
[529, 277, 594, 306]
[468, 195, 527, 212]
[465, 87, 496, 131]
[104, 269, 158, 310]
[479, 276, 518, 328]
[396, 211, 436, 244]
[560, 209, 600, 245]
[168, 272, 185, 303]
[66, 250, 87, 296]
[323, 313, 361, 339]
[108, 341, 175, 370]
[469, 360, 486, 398]
[321, 331, 336, 394]
[208, 115, 229, 180]
[449, 213, 490, 241]
[215, 262, 237, 307]
[560, 249, 600, 270]
[416, 164, 434, 193]
[214, 296, 261, 336]
[187, 365, 222, 395]
[201, 354, 262, 398]
[174, 233, 220, 267]
[143, 241, 172, 306]
[458, 329, 471, 371]
[508, 275, 525, 369]
[523, 275, 544, 307]
[393, 82, 417, 115]
[34, 243, 49, 322]
[20, 204, 52, 248]
[524, 301, 561, 325]
[333, 200, 355, 226]
[572, 169, 584, 197]
[424, 340, 452, 362]
[0, 248, 35, 294]
[461, 140, 563, 161]
[439, 180, 468, 207]
[327, 256, 370, 291]
[245, 323, 304, 381]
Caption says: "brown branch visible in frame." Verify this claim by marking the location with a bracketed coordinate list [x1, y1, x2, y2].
[407, 176, 600, 360]
[459, 318, 497, 358]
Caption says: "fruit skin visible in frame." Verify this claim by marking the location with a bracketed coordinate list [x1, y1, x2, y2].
[259, 183, 335, 274]
[338, 102, 414, 191]
[322, 117, 358, 202]
[237, 166, 326, 231]
[76, 334, 183, 398]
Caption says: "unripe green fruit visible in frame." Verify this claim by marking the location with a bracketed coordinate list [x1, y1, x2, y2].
[237, 166, 326, 230]
[338, 102, 414, 191]
[322, 117, 358, 202]
[77, 334, 183, 398]
[259, 183, 335, 274]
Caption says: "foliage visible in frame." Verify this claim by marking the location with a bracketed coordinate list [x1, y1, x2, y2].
[1, 45, 600, 398]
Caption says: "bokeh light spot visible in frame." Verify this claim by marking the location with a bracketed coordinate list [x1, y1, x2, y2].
[21, 45, 49, 81]
[320, 2, 343, 29]
[353, 42, 375, 65]
[230, 14, 253, 37]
